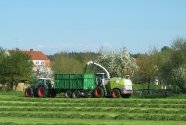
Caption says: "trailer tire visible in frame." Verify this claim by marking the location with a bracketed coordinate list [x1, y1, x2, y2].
[65, 90, 72, 98]
[50, 88, 57, 97]
[25, 87, 33, 97]
[122, 94, 131, 98]
[112, 89, 121, 98]
[94, 87, 104, 98]
[72, 90, 80, 98]
[33, 88, 38, 97]
[37, 86, 47, 97]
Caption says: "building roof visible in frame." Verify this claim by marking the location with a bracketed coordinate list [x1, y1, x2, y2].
[9, 49, 49, 60]
[23, 50, 49, 60]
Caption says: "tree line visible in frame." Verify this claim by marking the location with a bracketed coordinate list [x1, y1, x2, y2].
[49, 38, 186, 92]
[133, 38, 186, 91]
[0, 38, 186, 92]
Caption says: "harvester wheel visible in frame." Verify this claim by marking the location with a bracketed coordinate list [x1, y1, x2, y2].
[37, 86, 46, 97]
[25, 87, 33, 97]
[94, 87, 104, 98]
[112, 89, 121, 98]
[65, 90, 72, 98]
[72, 90, 80, 98]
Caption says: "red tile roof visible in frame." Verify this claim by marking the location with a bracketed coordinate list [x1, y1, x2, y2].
[9, 50, 49, 60]
[23, 51, 49, 60]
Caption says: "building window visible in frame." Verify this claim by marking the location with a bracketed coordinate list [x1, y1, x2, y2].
[41, 62, 45, 65]
[36, 61, 39, 65]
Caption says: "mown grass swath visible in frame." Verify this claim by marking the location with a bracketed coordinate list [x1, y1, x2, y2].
[0, 94, 186, 125]
[0, 107, 186, 114]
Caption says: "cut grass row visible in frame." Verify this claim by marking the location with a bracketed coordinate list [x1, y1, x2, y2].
[0, 117, 186, 125]
[0, 106, 186, 114]
[0, 111, 186, 121]
[1, 101, 186, 108]
[1, 96, 186, 104]
[1, 93, 186, 124]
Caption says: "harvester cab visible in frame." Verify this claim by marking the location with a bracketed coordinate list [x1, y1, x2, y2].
[95, 73, 106, 85]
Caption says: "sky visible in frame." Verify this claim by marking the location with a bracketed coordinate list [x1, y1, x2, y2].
[0, 0, 186, 55]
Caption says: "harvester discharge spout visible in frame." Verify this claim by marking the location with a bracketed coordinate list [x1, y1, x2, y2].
[86, 61, 110, 79]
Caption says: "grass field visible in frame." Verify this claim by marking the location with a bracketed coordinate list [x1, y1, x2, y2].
[0, 92, 186, 125]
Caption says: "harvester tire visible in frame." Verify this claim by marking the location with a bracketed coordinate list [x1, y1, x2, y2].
[94, 87, 104, 98]
[72, 90, 80, 98]
[65, 90, 72, 98]
[37, 86, 47, 97]
[25, 87, 33, 97]
[112, 89, 121, 98]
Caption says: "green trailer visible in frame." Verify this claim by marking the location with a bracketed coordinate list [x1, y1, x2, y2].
[54, 73, 95, 97]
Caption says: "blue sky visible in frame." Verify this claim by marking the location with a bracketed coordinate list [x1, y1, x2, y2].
[0, 0, 186, 54]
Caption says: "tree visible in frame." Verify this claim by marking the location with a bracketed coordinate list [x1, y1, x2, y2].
[0, 47, 9, 89]
[171, 38, 186, 67]
[35, 66, 53, 78]
[169, 39, 186, 90]
[52, 54, 84, 74]
[133, 53, 158, 84]
[158, 38, 186, 91]
[0, 49, 34, 90]
[157, 47, 172, 85]
[170, 65, 186, 90]
[96, 48, 138, 78]
[50, 52, 100, 74]
[0, 47, 6, 58]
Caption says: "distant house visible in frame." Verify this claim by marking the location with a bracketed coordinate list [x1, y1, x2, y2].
[22, 49, 50, 71]
[8, 49, 52, 78]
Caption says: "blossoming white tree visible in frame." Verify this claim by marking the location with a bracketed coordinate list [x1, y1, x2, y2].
[97, 48, 138, 78]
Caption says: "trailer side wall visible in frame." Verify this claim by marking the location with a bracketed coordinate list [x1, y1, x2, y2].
[54, 73, 95, 90]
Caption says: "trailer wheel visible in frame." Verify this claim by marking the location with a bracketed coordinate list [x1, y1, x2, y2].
[33, 88, 38, 97]
[50, 88, 57, 97]
[25, 87, 33, 97]
[112, 89, 121, 98]
[122, 94, 131, 98]
[37, 86, 46, 97]
[72, 90, 80, 98]
[65, 90, 72, 98]
[94, 87, 104, 98]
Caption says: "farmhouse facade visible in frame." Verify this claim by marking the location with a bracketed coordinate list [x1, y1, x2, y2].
[22, 49, 51, 71]
[8, 49, 52, 78]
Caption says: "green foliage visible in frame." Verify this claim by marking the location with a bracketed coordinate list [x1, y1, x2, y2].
[133, 83, 162, 90]
[159, 39, 186, 91]
[50, 52, 99, 74]
[134, 38, 186, 92]
[51, 54, 84, 73]
[10, 52, 33, 81]
[133, 52, 158, 83]
[0, 48, 34, 89]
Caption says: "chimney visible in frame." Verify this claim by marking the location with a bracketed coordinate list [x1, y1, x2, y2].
[30, 49, 33, 52]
